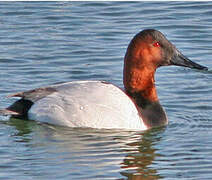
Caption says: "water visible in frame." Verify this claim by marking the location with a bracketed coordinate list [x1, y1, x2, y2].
[0, 1, 212, 179]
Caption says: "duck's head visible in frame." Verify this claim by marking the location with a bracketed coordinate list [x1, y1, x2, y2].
[124, 29, 207, 99]
[124, 29, 207, 71]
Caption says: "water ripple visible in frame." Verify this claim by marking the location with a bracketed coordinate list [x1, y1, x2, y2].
[0, 1, 212, 179]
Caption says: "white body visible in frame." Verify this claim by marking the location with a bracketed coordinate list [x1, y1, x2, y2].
[28, 81, 147, 130]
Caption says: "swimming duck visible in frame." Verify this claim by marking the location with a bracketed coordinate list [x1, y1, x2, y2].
[0, 29, 207, 130]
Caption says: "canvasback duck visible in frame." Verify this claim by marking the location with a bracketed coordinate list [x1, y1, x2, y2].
[0, 29, 207, 130]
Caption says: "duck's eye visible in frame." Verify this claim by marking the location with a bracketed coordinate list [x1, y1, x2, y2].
[153, 42, 160, 47]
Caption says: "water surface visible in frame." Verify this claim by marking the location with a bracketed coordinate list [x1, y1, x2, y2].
[0, 2, 212, 179]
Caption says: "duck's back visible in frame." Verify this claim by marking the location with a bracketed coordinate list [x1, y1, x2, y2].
[28, 81, 146, 130]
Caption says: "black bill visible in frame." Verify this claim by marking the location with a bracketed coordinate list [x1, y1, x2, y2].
[170, 49, 208, 70]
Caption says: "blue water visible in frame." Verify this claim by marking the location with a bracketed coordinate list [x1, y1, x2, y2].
[1, 1, 212, 179]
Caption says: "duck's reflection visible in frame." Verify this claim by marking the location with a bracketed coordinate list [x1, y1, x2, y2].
[7, 118, 165, 179]
[120, 128, 165, 179]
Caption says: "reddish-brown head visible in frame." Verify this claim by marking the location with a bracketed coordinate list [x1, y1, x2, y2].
[124, 29, 207, 104]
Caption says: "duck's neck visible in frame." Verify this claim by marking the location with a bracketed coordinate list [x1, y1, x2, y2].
[123, 58, 168, 128]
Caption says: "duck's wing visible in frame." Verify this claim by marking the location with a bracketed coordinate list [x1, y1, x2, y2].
[8, 87, 57, 102]
[0, 87, 57, 118]
[27, 81, 144, 129]
[1, 81, 145, 129]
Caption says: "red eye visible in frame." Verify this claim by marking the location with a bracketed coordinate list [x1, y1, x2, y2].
[153, 42, 160, 47]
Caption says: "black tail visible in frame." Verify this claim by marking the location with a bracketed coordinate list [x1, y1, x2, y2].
[0, 99, 33, 119]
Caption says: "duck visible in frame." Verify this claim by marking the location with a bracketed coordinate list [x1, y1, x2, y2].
[0, 29, 207, 130]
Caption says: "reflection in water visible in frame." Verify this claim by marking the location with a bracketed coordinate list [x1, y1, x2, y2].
[7, 118, 165, 179]
[120, 128, 165, 180]
[8, 118, 33, 137]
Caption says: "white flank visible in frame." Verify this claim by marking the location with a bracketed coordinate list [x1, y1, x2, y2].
[28, 81, 147, 130]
